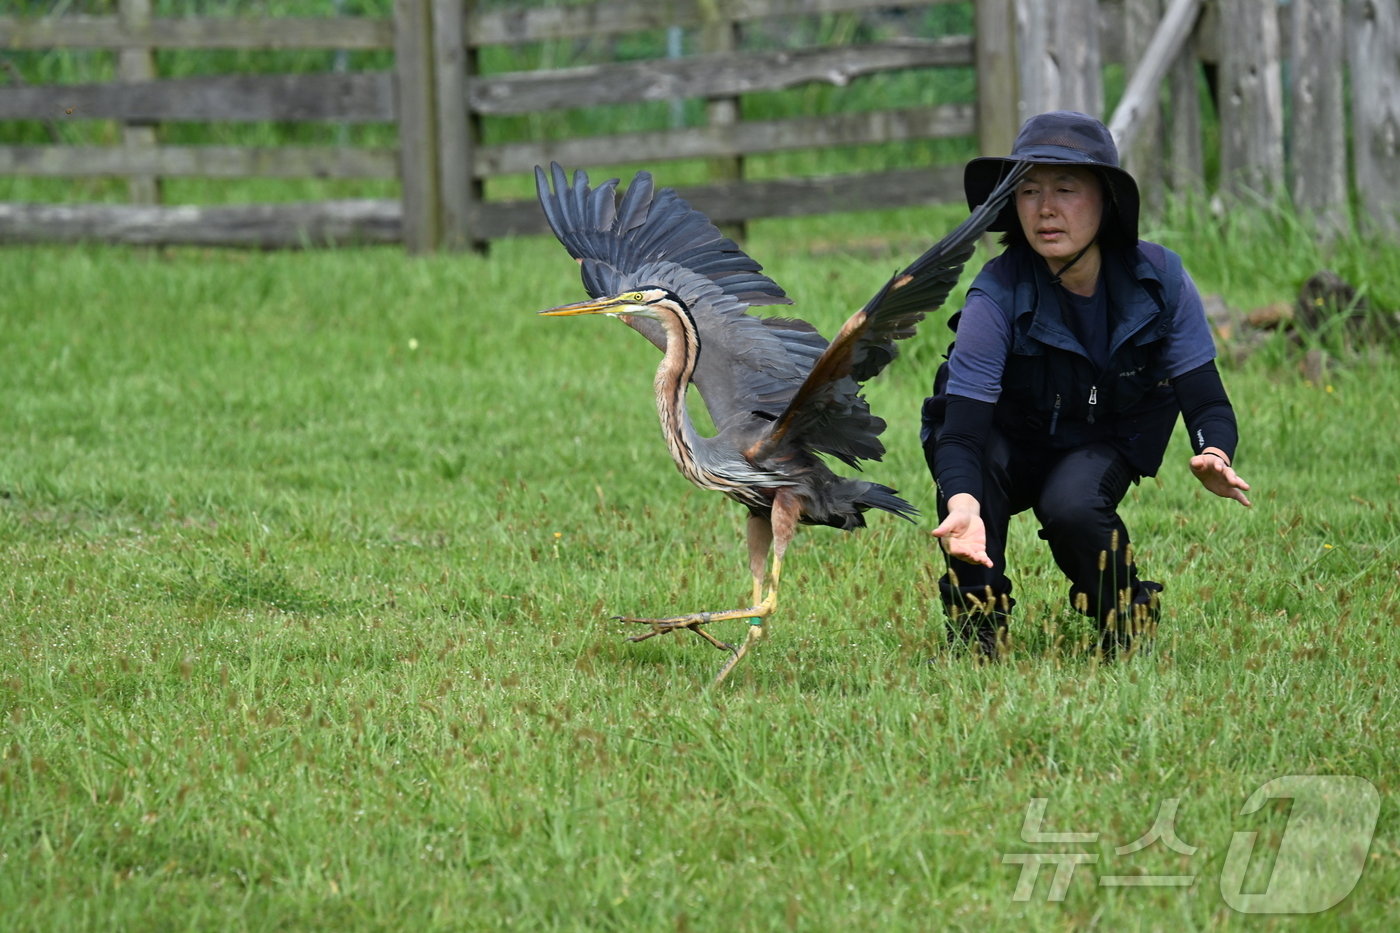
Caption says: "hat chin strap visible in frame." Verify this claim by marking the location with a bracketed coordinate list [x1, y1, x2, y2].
[1047, 190, 1112, 286]
[1047, 239, 1094, 286]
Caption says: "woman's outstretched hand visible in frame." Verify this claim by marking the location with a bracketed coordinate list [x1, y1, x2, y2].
[932, 493, 994, 567]
[1190, 449, 1252, 507]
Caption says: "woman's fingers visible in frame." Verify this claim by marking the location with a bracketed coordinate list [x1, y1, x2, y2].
[1191, 455, 1252, 507]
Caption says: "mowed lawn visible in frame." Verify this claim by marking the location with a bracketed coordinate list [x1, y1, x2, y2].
[1, 209, 1396, 930]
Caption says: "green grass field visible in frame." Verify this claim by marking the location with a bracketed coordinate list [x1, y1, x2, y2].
[1, 200, 1396, 930]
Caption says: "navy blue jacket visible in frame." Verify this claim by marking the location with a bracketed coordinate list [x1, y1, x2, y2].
[925, 241, 1217, 478]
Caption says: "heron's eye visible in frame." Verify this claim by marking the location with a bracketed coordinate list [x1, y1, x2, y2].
[624, 291, 645, 302]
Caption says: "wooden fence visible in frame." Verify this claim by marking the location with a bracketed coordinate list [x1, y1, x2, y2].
[0, 0, 1396, 253]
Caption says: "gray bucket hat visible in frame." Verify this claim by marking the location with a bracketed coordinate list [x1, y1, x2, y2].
[963, 110, 1140, 244]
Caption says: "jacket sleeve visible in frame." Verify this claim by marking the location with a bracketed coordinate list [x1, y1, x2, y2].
[928, 395, 997, 503]
[1172, 360, 1239, 460]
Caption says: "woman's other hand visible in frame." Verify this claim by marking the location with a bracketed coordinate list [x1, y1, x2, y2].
[1190, 448, 1252, 507]
[933, 493, 995, 567]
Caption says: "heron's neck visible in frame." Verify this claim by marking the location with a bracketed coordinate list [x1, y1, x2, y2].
[652, 305, 704, 469]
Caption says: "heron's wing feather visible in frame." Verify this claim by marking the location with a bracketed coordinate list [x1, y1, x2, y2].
[749, 160, 1031, 466]
[537, 163, 824, 429]
[535, 163, 790, 307]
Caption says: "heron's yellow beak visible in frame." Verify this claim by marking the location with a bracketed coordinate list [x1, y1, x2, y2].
[538, 296, 631, 317]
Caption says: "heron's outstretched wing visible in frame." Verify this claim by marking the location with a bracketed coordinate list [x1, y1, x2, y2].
[535, 162, 790, 309]
[536, 163, 833, 430]
[749, 160, 1031, 467]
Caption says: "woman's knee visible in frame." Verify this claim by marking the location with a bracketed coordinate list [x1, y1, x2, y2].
[1037, 492, 1113, 534]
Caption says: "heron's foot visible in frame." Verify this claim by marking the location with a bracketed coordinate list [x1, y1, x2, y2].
[616, 606, 763, 642]
[615, 598, 776, 683]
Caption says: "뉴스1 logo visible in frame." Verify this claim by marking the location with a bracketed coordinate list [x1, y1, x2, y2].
[1219, 775, 1380, 914]
[1002, 774, 1380, 914]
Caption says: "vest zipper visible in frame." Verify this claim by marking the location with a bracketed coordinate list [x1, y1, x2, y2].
[1087, 385, 1098, 424]
[1049, 393, 1062, 435]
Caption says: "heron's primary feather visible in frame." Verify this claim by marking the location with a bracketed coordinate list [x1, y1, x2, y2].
[535, 164, 830, 434]
[747, 161, 1030, 465]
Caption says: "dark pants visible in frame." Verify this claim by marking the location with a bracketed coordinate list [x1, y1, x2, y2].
[926, 428, 1162, 653]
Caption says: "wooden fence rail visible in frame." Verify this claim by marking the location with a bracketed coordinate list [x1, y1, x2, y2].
[0, 0, 1395, 253]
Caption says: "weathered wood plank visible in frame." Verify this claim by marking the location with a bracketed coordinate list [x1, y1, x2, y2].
[0, 15, 393, 50]
[700, 12, 745, 240]
[1017, 0, 1103, 116]
[1290, 0, 1348, 236]
[0, 200, 401, 247]
[118, 0, 160, 206]
[469, 0, 962, 46]
[0, 73, 395, 123]
[1218, 0, 1285, 198]
[1193, 0, 1296, 64]
[394, 0, 438, 254]
[469, 37, 973, 115]
[974, 0, 1019, 156]
[473, 105, 974, 176]
[1193, 0, 1221, 64]
[0, 2, 966, 52]
[1347, 0, 1400, 233]
[1118, 0, 1164, 215]
[1096, 1, 1129, 65]
[0, 145, 397, 178]
[1166, 35, 1204, 193]
[0, 43, 970, 124]
[1046, 0, 1104, 116]
[655, 166, 970, 223]
[1013, 0, 1048, 117]
[1110, 0, 1201, 157]
[431, 0, 476, 250]
[0, 169, 973, 248]
[474, 166, 968, 238]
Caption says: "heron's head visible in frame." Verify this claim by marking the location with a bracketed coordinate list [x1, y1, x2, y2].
[538, 286, 682, 320]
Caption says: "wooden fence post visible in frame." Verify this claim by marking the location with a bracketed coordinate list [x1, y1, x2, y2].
[701, 4, 744, 241]
[432, 0, 478, 252]
[1108, 0, 1206, 205]
[118, 0, 160, 205]
[394, 0, 440, 254]
[1014, 0, 1047, 116]
[1291, 0, 1349, 238]
[1217, 0, 1284, 200]
[1347, 0, 1400, 234]
[974, 0, 1020, 157]
[1017, 0, 1103, 118]
[1117, 0, 1165, 215]
[1166, 18, 1205, 195]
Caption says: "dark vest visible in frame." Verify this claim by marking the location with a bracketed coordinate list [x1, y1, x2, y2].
[955, 243, 1184, 476]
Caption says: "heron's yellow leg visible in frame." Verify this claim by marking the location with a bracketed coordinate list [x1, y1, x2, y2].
[710, 550, 782, 685]
[617, 510, 774, 641]
[711, 489, 797, 685]
[617, 489, 799, 685]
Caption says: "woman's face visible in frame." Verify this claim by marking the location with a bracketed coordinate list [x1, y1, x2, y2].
[1014, 164, 1105, 265]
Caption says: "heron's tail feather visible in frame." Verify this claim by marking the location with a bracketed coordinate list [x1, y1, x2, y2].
[855, 482, 919, 523]
[803, 479, 917, 529]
